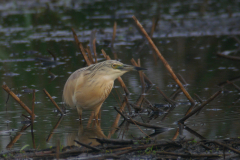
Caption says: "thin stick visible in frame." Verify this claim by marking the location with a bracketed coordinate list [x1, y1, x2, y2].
[22, 114, 31, 120]
[47, 49, 57, 61]
[31, 89, 36, 149]
[56, 140, 60, 159]
[179, 90, 221, 123]
[111, 21, 117, 48]
[132, 15, 195, 107]
[172, 128, 179, 140]
[156, 86, 175, 105]
[138, 59, 145, 93]
[71, 28, 92, 66]
[114, 107, 166, 131]
[150, 17, 159, 38]
[217, 53, 240, 61]
[128, 115, 151, 139]
[177, 73, 187, 85]
[2, 85, 33, 116]
[86, 46, 94, 64]
[79, 43, 92, 66]
[194, 93, 203, 103]
[101, 49, 129, 95]
[184, 125, 205, 140]
[74, 140, 100, 152]
[209, 141, 240, 155]
[227, 80, 240, 92]
[32, 89, 35, 120]
[131, 58, 153, 85]
[6, 125, 30, 148]
[156, 151, 222, 158]
[218, 76, 240, 87]
[43, 89, 64, 115]
[93, 38, 97, 63]
[124, 96, 132, 114]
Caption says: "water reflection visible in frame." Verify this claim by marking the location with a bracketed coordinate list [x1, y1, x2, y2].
[67, 122, 107, 147]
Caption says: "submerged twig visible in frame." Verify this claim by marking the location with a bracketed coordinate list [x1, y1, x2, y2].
[114, 107, 167, 132]
[227, 80, 240, 92]
[47, 49, 57, 61]
[46, 116, 63, 142]
[156, 87, 175, 106]
[74, 140, 100, 152]
[179, 90, 221, 123]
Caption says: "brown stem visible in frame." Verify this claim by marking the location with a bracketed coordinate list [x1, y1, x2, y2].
[74, 140, 100, 152]
[132, 15, 195, 107]
[93, 38, 97, 63]
[179, 90, 221, 123]
[86, 46, 94, 64]
[71, 28, 92, 66]
[2, 85, 33, 116]
[217, 53, 240, 61]
[43, 89, 64, 115]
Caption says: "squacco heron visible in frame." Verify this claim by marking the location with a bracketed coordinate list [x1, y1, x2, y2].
[63, 60, 146, 122]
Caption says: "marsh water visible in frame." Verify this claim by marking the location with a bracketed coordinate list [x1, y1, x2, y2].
[0, 0, 240, 151]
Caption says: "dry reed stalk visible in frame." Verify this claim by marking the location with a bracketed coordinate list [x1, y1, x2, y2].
[6, 125, 30, 148]
[172, 128, 179, 140]
[111, 21, 117, 48]
[86, 46, 94, 64]
[71, 28, 92, 66]
[156, 86, 175, 105]
[2, 85, 33, 116]
[79, 43, 92, 65]
[132, 16, 195, 107]
[43, 89, 64, 115]
[93, 38, 97, 63]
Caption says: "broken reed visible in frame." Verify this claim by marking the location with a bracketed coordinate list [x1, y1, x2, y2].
[43, 89, 64, 115]
[2, 85, 34, 116]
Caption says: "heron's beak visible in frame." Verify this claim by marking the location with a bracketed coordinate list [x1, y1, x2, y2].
[120, 65, 147, 71]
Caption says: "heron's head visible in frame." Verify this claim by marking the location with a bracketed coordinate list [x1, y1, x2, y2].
[87, 60, 146, 80]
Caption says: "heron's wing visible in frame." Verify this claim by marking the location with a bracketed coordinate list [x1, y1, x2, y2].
[63, 68, 87, 107]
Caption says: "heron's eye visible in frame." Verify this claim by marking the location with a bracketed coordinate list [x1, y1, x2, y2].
[112, 64, 119, 69]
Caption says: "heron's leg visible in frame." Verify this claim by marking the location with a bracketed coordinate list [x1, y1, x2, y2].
[97, 110, 101, 125]
[94, 105, 101, 124]
[77, 107, 82, 124]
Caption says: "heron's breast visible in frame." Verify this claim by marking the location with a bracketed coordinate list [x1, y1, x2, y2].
[74, 79, 114, 109]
